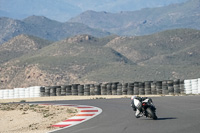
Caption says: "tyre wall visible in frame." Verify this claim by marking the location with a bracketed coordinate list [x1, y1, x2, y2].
[0, 78, 200, 99]
[0, 86, 43, 99]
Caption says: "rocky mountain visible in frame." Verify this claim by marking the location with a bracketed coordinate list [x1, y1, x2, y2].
[0, 34, 52, 64]
[0, 34, 130, 89]
[105, 29, 200, 64]
[1, 29, 200, 89]
[69, 0, 200, 36]
[1, 0, 199, 45]
[0, 16, 110, 44]
[0, 0, 187, 22]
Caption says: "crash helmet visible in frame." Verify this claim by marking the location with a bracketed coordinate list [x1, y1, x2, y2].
[131, 95, 137, 100]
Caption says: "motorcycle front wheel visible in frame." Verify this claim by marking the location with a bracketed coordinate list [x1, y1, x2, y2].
[146, 107, 157, 120]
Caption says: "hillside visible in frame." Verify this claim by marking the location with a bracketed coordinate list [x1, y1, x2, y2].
[1, 29, 200, 89]
[69, 0, 200, 36]
[0, 34, 131, 89]
[105, 29, 200, 64]
[0, 16, 110, 44]
[0, 34, 52, 64]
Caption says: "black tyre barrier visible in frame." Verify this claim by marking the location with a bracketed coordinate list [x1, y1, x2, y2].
[122, 83, 128, 95]
[117, 83, 122, 95]
[145, 81, 152, 95]
[44, 86, 50, 97]
[167, 80, 173, 86]
[127, 83, 134, 95]
[168, 86, 174, 95]
[90, 84, 95, 95]
[180, 80, 185, 94]
[66, 85, 72, 95]
[156, 81, 162, 95]
[78, 85, 84, 96]
[40, 87, 45, 97]
[162, 81, 168, 95]
[167, 80, 174, 95]
[106, 83, 112, 95]
[42, 79, 188, 97]
[61, 86, 67, 96]
[84, 84, 90, 96]
[139, 82, 145, 95]
[95, 84, 101, 95]
[174, 79, 180, 94]
[134, 82, 139, 95]
[50, 86, 57, 96]
[101, 84, 107, 95]
[151, 82, 157, 95]
[56, 86, 61, 96]
[72, 84, 79, 96]
[144, 81, 151, 88]
[112, 83, 117, 95]
[145, 87, 151, 95]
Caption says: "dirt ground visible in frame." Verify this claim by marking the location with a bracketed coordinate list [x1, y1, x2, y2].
[0, 104, 78, 133]
[0, 95, 160, 133]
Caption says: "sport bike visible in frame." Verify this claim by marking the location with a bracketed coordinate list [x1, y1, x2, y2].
[141, 98, 157, 120]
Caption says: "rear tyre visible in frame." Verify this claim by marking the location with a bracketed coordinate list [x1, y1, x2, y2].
[146, 107, 157, 120]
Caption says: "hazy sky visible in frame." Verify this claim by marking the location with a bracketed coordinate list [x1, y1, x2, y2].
[0, 0, 188, 22]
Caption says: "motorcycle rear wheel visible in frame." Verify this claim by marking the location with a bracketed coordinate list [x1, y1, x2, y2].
[146, 107, 157, 120]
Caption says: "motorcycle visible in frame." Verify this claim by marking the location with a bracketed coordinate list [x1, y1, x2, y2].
[141, 98, 158, 120]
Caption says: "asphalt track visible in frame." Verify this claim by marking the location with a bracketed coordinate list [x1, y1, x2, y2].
[34, 96, 200, 133]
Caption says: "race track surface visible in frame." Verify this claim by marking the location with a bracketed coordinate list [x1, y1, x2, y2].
[34, 96, 200, 133]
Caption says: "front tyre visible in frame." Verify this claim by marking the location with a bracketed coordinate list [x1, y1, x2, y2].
[146, 107, 157, 120]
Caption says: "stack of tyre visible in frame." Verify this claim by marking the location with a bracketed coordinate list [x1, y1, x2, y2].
[66, 85, 72, 95]
[198, 78, 200, 94]
[139, 82, 145, 95]
[78, 85, 84, 96]
[151, 82, 157, 95]
[84, 84, 90, 96]
[126, 83, 133, 95]
[117, 83, 122, 95]
[0, 86, 43, 99]
[167, 80, 174, 95]
[24, 88, 30, 98]
[180, 80, 185, 94]
[156, 81, 162, 95]
[162, 81, 168, 95]
[90, 84, 95, 95]
[191, 79, 198, 94]
[101, 83, 107, 95]
[61, 86, 67, 96]
[174, 79, 180, 95]
[0, 90, 3, 99]
[184, 79, 192, 94]
[145, 81, 152, 95]
[0, 90, 8, 99]
[122, 83, 128, 95]
[106, 83, 112, 95]
[112, 83, 118, 95]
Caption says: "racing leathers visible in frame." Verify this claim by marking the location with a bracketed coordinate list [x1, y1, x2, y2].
[131, 96, 148, 118]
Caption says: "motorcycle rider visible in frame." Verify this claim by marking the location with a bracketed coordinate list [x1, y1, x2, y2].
[131, 95, 150, 118]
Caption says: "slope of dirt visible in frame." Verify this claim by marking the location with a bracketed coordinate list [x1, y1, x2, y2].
[0, 104, 78, 133]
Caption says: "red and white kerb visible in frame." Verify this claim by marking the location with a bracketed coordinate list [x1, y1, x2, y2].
[42, 103, 102, 133]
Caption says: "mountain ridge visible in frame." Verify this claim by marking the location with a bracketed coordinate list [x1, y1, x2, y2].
[1, 28, 200, 89]
[0, 16, 111, 45]
[0, 0, 187, 22]
[69, 0, 200, 36]
[0, 34, 52, 64]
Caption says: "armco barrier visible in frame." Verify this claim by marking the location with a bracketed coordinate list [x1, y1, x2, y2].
[0, 78, 200, 99]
